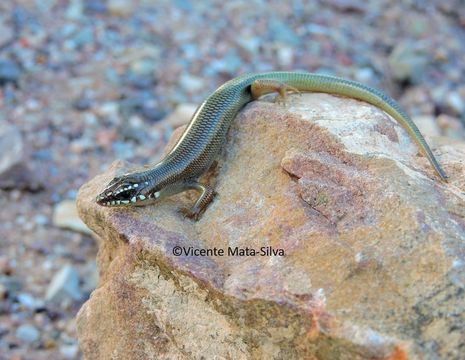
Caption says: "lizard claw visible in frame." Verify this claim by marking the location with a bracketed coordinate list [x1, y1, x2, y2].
[178, 207, 201, 221]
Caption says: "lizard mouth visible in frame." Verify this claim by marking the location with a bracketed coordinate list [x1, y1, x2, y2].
[96, 181, 160, 207]
[96, 191, 150, 206]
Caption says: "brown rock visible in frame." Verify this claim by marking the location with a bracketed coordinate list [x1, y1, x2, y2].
[76, 94, 465, 359]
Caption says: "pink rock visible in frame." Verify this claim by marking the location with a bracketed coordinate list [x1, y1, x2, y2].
[77, 93, 465, 359]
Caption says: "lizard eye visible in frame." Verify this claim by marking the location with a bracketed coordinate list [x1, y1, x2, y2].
[107, 176, 122, 186]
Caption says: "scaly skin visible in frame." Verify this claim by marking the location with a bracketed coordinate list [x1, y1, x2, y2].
[96, 72, 447, 219]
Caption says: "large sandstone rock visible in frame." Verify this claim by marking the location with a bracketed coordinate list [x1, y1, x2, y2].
[76, 93, 465, 359]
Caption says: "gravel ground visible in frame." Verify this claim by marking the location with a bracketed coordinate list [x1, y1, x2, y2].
[0, 0, 464, 359]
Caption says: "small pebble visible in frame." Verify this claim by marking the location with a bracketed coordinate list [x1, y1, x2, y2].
[0, 283, 7, 299]
[0, 59, 22, 85]
[388, 41, 428, 83]
[130, 58, 157, 76]
[16, 324, 40, 343]
[413, 116, 440, 137]
[52, 200, 92, 235]
[235, 36, 260, 55]
[84, 0, 107, 14]
[66, 0, 84, 20]
[179, 74, 205, 93]
[17, 293, 45, 310]
[161, 103, 197, 128]
[354, 67, 375, 83]
[107, 0, 135, 16]
[73, 97, 92, 111]
[96, 102, 119, 118]
[60, 344, 80, 359]
[437, 114, 465, 140]
[81, 261, 99, 294]
[0, 256, 11, 275]
[444, 91, 465, 115]
[45, 264, 83, 303]
[0, 125, 24, 175]
[141, 102, 166, 122]
[0, 275, 22, 296]
[277, 46, 294, 68]
[34, 214, 49, 226]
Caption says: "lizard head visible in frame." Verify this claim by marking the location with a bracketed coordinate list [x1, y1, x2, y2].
[96, 174, 160, 207]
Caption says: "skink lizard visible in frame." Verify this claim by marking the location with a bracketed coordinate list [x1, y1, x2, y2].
[96, 72, 448, 219]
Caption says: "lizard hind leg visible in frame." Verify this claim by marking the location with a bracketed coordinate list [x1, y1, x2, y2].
[251, 79, 301, 106]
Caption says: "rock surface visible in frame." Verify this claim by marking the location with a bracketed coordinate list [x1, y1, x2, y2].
[76, 94, 465, 359]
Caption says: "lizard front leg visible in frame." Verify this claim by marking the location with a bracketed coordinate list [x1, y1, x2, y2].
[178, 181, 216, 221]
